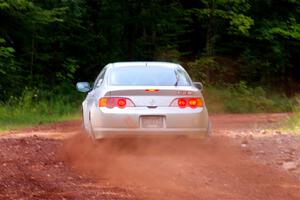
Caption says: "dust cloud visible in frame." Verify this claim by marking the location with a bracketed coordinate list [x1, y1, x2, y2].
[60, 133, 248, 200]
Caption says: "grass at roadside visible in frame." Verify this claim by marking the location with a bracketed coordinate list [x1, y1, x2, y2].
[285, 98, 300, 135]
[0, 107, 81, 131]
[0, 89, 83, 131]
[0, 84, 296, 131]
[203, 83, 293, 113]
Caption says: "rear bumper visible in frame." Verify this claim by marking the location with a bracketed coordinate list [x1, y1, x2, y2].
[89, 106, 209, 139]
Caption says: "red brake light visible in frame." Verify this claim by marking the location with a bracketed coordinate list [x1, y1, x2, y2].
[99, 97, 134, 108]
[117, 98, 126, 108]
[178, 98, 187, 108]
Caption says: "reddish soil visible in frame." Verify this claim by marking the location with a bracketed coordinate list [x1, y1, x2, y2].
[1, 113, 300, 200]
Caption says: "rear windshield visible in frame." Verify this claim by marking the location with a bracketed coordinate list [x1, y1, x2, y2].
[109, 66, 192, 86]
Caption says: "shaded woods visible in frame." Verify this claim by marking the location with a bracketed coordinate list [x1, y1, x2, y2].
[1, 0, 300, 101]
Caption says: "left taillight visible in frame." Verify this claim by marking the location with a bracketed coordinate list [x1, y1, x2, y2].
[98, 97, 135, 108]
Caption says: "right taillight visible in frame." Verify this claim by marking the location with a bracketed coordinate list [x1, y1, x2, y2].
[171, 97, 203, 108]
[99, 97, 135, 108]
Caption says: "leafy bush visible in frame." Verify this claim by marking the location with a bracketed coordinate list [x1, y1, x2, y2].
[187, 56, 219, 84]
[204, 82, 293, 113]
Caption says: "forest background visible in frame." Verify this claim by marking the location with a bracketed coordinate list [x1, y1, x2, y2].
[1, 0, 300, 129]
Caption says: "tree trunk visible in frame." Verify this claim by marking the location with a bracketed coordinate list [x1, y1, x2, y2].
[30, 30, 35, 85]
[206, 0, 215, 57]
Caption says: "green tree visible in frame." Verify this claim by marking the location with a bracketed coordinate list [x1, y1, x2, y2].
[190, 0, 254, 56]
[0, 0, 65, 99]
[243, 0, 300, 94]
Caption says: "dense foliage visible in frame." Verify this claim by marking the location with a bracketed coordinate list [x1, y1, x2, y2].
[0, 0, 300, 101]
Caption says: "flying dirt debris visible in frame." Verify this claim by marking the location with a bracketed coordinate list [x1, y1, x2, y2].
[1, 114, 300, 200]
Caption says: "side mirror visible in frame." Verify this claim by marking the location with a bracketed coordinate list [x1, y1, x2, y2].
[76, 82, 91, 93]
[193, 82, 203, 91]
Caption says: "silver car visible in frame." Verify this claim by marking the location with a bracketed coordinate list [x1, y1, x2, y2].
[76, 62, 210, 139]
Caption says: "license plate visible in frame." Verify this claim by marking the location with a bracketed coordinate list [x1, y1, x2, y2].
[141, 116, 164, 128]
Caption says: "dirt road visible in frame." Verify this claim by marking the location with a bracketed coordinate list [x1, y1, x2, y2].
[1, 114, 300, 200]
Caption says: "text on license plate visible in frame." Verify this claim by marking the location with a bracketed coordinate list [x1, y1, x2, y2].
[141, 116, 164, 128]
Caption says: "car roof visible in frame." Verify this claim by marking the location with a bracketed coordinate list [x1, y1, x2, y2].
[110, 61, 180, 69]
